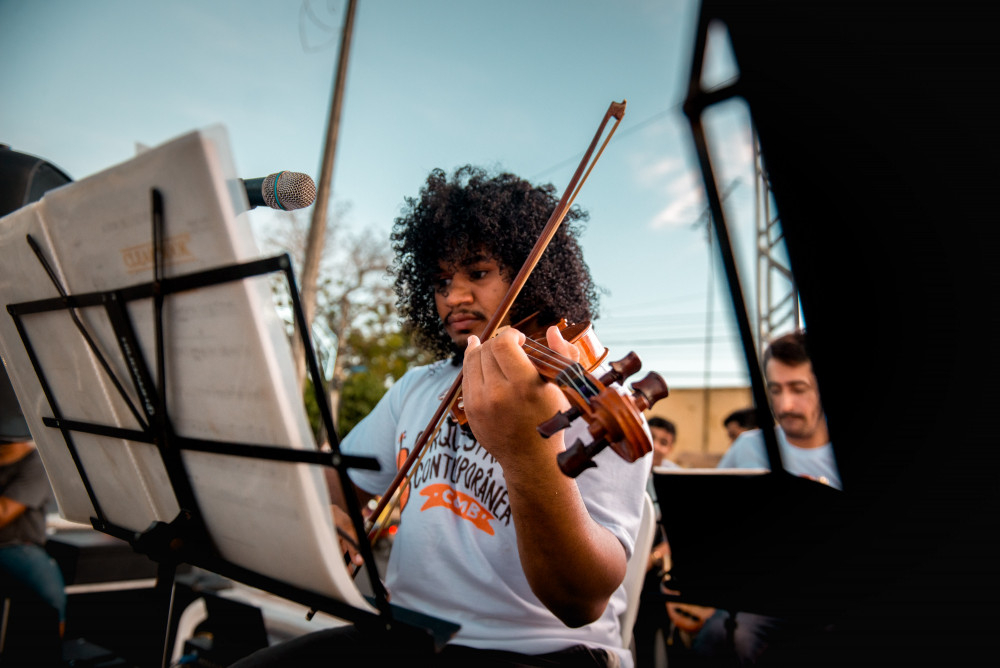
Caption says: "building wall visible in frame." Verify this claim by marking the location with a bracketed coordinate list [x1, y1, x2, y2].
[645, 386, 754, 468]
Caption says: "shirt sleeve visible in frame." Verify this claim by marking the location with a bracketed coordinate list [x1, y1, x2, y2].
[2, 450, 52, 509]
[572, 414, 653, 560]
[339, 371, 410, 495]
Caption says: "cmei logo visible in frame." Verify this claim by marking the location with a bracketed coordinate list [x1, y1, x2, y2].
[121, 233, 195, 273]
[419, 483, 496, 535]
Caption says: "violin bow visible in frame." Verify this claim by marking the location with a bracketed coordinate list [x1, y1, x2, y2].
[364, 100, 627, 543]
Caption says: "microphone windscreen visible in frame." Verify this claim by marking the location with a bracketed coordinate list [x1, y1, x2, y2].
[262, 172, 317, 210]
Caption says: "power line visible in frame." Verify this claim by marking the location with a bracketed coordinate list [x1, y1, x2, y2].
[597, 310, 740, 324]
[599, 334, 740, 347]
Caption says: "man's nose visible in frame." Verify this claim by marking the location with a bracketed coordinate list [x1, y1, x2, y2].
[772, 392, 794, 414]
[444, 277, 473, 305]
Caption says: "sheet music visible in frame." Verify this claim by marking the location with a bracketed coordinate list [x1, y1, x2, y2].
[0, 127, 373, 613]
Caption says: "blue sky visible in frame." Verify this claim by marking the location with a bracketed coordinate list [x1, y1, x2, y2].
[1, 0, 765, 388]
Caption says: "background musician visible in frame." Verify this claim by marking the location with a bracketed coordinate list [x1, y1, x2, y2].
[692, 329, 839, 665]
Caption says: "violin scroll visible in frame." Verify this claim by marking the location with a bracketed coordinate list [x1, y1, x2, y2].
[536, 347, 669, 478]
[536, 349, 639, 439]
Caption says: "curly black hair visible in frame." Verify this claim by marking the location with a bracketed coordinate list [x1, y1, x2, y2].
[390, 165, 600, 361]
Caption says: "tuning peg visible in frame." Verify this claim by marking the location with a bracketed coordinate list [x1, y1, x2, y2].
[599, 351, 642, 386]
[536, 407, 581, 438]
[557, 437, 608, 477]
[631, 372, 670, 411]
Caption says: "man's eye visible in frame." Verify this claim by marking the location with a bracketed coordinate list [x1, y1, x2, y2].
[435, 278, 452, 293]
[470, 270, 489, 280]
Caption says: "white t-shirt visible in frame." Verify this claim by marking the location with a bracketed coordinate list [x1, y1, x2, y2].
[717, 427, 842, 490]
[342, 359, 651, 666]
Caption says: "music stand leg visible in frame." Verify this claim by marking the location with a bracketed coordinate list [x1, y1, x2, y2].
[155, 559, 179, 668]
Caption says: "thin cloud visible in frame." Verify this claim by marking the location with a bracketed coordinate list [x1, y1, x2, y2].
[646, 166, 706, 229]
[645, 114, 755, 230]
[651, 173, 706, 229]
[634, 155, 685, 187]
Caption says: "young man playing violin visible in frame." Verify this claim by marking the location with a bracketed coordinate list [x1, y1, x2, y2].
[232, 165, 651, 667]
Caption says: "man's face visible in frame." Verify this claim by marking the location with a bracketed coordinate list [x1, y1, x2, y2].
[434, 254, 510, 349]
[650, 426, 675, 466]
[765, 358, 826, 445]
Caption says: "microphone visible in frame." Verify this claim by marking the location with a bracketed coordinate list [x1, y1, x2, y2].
[240, 171, 317, 210]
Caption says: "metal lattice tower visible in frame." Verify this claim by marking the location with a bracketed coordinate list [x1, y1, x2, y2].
[753, 128, 800, 354]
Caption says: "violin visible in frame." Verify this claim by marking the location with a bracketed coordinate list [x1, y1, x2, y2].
[450, 317, 669, 477]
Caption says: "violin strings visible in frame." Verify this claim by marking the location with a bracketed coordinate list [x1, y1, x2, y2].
[563, 364, 598, 399]
[520, 339, 589, 391]
[521, 339, 599, 399]
[521, 338, 574, 369]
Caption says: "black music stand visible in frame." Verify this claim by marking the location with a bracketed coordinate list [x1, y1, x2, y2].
[3, 187, 458, 667]
[652, 469, 848, 620]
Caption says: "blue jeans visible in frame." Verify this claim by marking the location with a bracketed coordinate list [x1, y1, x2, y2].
[692, 609, 834, 666]
[693, 610, 782, 665]
[0, 543, 67, 622]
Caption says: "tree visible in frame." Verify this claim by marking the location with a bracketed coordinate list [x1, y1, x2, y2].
[336, 317, 433, 437]
[260, 208, 429, 441]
